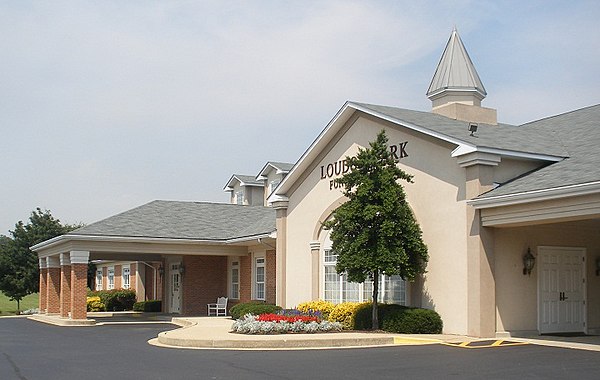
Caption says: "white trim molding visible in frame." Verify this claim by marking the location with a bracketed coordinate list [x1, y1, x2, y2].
[59, 252, 71, 266]
[46, 256, 60, 268]
[69, 250, 90, 264]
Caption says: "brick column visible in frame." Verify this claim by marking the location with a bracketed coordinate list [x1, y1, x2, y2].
[70, 251, 89, 320]
[59, 253, 71, 318]
[38, 258, 47, 312]
[46, 256, 61, 314]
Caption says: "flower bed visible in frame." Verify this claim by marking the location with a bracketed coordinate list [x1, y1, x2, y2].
[231, 314, 343, 334]
[257, 313, 319, 324]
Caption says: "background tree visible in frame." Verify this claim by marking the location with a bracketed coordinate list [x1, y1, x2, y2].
[0, 209, 81, 313]
[324, 130, 428, 330]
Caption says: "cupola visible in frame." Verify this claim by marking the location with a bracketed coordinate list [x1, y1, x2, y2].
[427, 28, 497, 125]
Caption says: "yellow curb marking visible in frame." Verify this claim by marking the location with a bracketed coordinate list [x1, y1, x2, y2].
[393, 337, 441, 345]
[442, 340, 530, 349]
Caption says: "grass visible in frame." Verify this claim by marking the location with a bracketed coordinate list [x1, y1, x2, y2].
[0, 292, 39, 315]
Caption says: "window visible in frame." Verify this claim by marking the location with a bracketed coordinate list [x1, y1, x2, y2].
[235, 191, 244, 205]
[323, 246, 406, 305]
[230, 261, 240, 299]
[96, 270, 103, 291]
[107, 267, 115, 290]
[268, 179, 280, 195]
[255, 257, 265, 300]
[122, 265, 130, 289]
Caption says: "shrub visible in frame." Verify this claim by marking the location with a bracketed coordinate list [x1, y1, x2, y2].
[89, 289, 137, 311]
[133, 300, 162, 312]
[296, 300, 335, 320]
[328, 302, 364, 330]
[353, 303, 410, 330]
[229, 302, 282, 319]
[381, 308, 443, 334]
[86, 296, 105, 312]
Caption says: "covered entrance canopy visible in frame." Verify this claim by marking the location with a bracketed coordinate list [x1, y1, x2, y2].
[31, 200, 276, 321]
[468, 104, 600, 336]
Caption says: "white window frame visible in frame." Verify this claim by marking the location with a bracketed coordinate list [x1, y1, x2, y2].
[230, 260, 240, 300]
[96, 270, 103, 291]
[322, 230, 407, 305]
[122, 264, 131, 290]
[254, 256, 266, 300]
[107, 266, 115, 290]
[235, 191, 244, 205]
[268, 179, 280, 195]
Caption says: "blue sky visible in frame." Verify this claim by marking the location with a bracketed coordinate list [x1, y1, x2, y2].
[1, 1, 599, 235]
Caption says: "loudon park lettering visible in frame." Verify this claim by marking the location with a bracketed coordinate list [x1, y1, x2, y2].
[320, 141, 408, 190]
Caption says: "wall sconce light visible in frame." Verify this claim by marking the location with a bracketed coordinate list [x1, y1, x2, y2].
[469, 123, 478, 136]
[523, 248, 535, 276]
[178, 263, 185, 276]
[596, 257, 600, 276]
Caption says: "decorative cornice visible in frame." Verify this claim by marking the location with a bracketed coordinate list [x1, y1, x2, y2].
[309, 241, 321, 251]
[46, 256, 60, 268]
[59, 252, 71, 266]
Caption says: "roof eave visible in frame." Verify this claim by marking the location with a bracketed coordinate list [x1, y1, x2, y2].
[468, 181, 600, 209]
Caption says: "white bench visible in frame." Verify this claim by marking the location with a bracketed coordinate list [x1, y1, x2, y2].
[207, 297, 228, 316]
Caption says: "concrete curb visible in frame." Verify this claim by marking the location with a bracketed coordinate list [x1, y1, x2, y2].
[27, 314, 96, 326]
[156, 332, 397, 349]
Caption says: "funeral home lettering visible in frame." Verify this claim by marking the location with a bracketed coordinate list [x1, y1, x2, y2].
[320, 142, 408, 190]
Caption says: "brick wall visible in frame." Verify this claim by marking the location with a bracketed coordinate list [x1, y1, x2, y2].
[46, 267, 61, 314]
[181, 256, 227, 316]
[60, 265, 71, 318]
[238, 255, 252, 303]
[114, 265, 122, 289]
[130, 263, 137, 291]
[39, 268, 47, 312]
[266, 250, 276, 305]
[71, 264, 88, 320]
[102, 267, 107, 290]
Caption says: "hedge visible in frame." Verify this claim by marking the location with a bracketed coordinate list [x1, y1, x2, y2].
[133, 300, 162, 312]
[229, 302, 282, 319]
[353, 303, 410, 330]
[88, 289, 137, 311]
[328, 302, 363, 330]
[380, 307, 443, 334]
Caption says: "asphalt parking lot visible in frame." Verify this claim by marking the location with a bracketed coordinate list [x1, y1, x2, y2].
[1, 318, 600, 380]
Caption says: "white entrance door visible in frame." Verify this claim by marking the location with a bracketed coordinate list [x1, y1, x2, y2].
[170, 263, 181, 314]
[538, 247, 586, 334]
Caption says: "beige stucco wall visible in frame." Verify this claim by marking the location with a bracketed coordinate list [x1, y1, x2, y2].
[284, 115, 471, 334]
[494, 222, 600, 334]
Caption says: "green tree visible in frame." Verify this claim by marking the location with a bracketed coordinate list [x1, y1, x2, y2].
[324, 130, 428, 330]
[0, 209, 81, 313]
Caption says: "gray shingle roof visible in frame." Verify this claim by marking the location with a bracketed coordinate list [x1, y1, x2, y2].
[353, 102, 600, 198]
[268, 161, 294, 172]
[478, 104, 600, 198]
[69, 200, 275, 241]
[224, 174, 265, 190]
[354, 103, 569, 157]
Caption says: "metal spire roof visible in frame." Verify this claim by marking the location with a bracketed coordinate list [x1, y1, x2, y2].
[427, 28, 487, 100]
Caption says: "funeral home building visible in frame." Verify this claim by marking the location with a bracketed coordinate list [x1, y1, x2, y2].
[31, 29, 600, 338]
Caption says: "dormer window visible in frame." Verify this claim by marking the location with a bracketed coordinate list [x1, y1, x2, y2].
[269, 179, 281, 195]
[235, 191, 244, 205]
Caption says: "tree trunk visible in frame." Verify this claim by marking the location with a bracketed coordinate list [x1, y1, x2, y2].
[16, 299, 21, 315]
[372, 270, 379, 330]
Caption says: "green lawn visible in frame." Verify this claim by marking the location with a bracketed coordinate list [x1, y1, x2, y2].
[0, 292, 39, 315]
